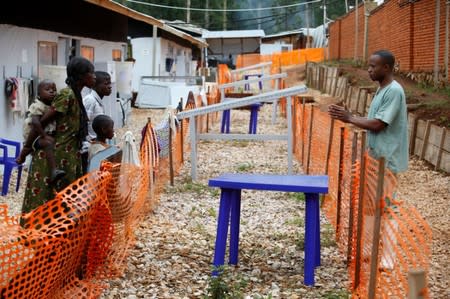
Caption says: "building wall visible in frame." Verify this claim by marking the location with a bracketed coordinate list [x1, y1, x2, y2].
[131, 37, 193, 91]
[329, 0, 449, 77]
[0, 24, 124, 141]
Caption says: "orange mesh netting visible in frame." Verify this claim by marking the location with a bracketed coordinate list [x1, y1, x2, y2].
[236, 48, 325, 70]
[0, 78, 432, 298]
[292, 101, 432, 298]
[0, 112, 194, 298]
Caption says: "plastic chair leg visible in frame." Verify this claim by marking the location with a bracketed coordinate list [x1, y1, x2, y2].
[2, 164, 13, 196]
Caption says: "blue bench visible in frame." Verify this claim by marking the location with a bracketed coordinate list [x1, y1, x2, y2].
[221, 103, 261, 134]
[208, 173, 328, 286]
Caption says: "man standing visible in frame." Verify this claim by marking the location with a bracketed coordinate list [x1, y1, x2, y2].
[328, 49, 408, 174]
[328, 49, 408, 270]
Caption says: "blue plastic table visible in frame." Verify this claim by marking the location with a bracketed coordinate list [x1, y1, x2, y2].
[208, 173, 328, 286]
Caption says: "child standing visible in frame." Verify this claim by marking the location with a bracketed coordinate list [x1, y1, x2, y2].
[88, 114, 115, 162]
[16, 80, 65, 183]
[83, 71, 112, 140]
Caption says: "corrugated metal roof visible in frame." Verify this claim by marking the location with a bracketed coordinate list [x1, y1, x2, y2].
[202, 30, 265, 39]
[263, 29, 309, 39]
[84, 0, 207, 47]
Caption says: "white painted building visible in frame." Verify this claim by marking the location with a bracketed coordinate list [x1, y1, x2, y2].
[0, 0, 207, 141]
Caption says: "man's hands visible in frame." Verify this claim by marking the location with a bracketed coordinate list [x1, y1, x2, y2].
[328, 104, 352, 123]
[327, 104, 386, 132]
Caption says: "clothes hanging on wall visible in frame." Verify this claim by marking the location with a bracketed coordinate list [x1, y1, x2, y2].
[5, 77, 32, 123]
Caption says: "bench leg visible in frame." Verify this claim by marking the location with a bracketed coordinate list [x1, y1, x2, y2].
[225, 110, 230, 133]
[229, 189, 241, 265]
[248, 110, 254, 134]
[252, 107, 259, 134]
[304, 192, 320, 286]
[213, 188, 233, 275]
[221, 110, 230, 133]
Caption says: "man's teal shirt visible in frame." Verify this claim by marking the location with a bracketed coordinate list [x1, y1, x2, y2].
[367, 80, 409, 173]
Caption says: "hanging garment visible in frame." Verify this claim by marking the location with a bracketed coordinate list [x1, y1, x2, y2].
[121, 131, 140, 166]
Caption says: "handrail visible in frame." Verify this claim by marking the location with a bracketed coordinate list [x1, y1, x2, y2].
[230, 62, 272, 74]
[177, 85, 307, 120]
[218, 73, 287, 90]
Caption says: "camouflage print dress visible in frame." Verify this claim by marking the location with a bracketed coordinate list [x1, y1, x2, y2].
[22, 88, 83, 213]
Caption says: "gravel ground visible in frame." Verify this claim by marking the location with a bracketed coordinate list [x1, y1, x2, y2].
[1, 101, 448, 298]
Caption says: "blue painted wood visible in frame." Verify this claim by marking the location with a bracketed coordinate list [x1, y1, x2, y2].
[209, 173, 329, 286]
[209, 173, 328, 194]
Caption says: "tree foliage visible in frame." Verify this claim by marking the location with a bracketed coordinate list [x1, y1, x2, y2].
[114, 0, 357, 34]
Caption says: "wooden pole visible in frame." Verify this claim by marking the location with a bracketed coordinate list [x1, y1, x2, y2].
[408, 269, 427, 299]
[354, 131, 366, 289]
[325, 119, 335, 174]
[301, 97, 306, 164]
[409, 115, 418, 155]
[420, 120, 432, 160]
[180, 119, 184, 163]
[368, 157, 386, 299]
[336, 127, 346, 236]
[354, 0, 359, 61]
[169, 125, 174, 186]
[435, 127, 447, 171]
[306, 105, 314, 174]
[347, 131, 359, 264]
[433, 0, 441, 87]
[345, 86, 353, 111]
[332, 68, 339, 97]
[355, 87, 362, 116]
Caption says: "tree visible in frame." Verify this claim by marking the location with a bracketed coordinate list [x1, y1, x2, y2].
[113, 0, 355, 32]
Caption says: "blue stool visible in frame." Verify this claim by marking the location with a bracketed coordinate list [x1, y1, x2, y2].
[244, 74, 263, 91]
[220, 103, 261, 134]
[209, 173, 328, 286]
[0, 138, 23, 196]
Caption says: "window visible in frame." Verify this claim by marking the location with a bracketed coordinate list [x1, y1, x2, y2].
[38, 42, 57, 65]
[81, 46, 94, 62]
[112, 49, 122, 61]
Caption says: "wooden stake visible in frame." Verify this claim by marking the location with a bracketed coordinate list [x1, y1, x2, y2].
[435, 127, 446, 171]
[336, 127, 346, 236]
[345, 86, 353, 111]
[347, 131, 359, 264]
[301, 97, 306, 163]
[409, 115, 418, 155]
[354, 131, 366, 289]
[325, 119, 335, 174]
[332, 68, 339, 97]
[306, 105, 314, 174]
[368, 157, 386, 299]
[355, 88, 362, 116]
[420, 120, 432, 160]
[180, 119, 184, 163]
[169, 126, 174, 186]
[361, 91, 369, 117]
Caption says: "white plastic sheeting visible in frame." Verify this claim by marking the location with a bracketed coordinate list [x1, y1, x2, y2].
[135, 80, 202, 109]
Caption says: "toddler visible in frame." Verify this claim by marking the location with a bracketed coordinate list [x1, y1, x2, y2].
[16, 80, 65, 183]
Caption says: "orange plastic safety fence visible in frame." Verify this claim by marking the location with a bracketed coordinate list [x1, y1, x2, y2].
[1, 171, 112, 299]
[235, 48, 325, 71]
[292, 101, 432, 298]
[217, 64, 231, 85]
[0, 114, 185, 298]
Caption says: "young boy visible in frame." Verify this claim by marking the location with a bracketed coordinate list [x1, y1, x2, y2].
[88, 114, 115, 161]
[83, 71, 113, 140]
[16, 80, 65, 183]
